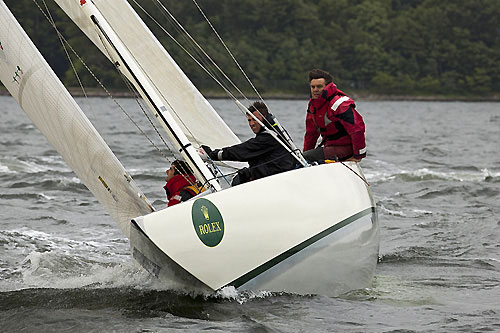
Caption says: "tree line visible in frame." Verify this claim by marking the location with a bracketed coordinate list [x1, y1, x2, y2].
[3, 0, 500, 98]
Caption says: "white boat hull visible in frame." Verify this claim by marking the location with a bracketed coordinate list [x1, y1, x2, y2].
[131, 162, 379, 296]
[237, 209, 378, 295]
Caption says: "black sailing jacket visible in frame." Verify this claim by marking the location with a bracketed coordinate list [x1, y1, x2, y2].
[221, 128, 296, 184]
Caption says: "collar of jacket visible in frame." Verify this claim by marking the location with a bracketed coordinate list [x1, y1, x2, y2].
[309, 82, 339, 112]
[164, 174, 196, 198]
[256, 126, 267, 135]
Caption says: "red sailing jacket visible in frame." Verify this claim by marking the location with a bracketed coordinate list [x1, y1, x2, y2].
[163, 174, 197, 207]
[303, 82, 366, 160]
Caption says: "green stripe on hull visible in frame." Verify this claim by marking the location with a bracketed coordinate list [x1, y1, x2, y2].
[227, 207, 376, 289]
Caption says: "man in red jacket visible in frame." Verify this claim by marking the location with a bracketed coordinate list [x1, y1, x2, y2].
[303, 69, 366, 163]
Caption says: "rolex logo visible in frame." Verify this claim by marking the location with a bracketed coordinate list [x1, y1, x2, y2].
[201, 205, 210, 220]
[192, 199, 224, 247]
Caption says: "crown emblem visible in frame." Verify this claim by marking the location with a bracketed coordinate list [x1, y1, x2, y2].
[201, 205, 210, 220]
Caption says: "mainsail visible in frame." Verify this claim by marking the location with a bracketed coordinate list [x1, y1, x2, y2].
[53, 0, 242, 150]
[0, 0, 152, 237]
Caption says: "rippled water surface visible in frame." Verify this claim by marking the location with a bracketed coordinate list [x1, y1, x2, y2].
[1, 96, 499, 332]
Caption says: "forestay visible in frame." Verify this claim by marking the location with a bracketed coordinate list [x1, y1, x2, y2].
[0, 1, 152, 237]
[54, 0, 242, 150]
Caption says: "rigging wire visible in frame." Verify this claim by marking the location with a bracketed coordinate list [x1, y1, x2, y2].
[188, 0, 299, 150]
[189, 0, 307, 166]
[31, 0, 304, 192]
[145, 0, 306, 166]
[190, 0, 265, 103]
[132, 0, 306, 167]
[129, 0, 244, 107]
[152, 0, 251, 103]
[91, 17, 204, 189]
[31, 0, 171, 160]
[149, 1, 230, 100]
[37, 0, 99, 122]
[31, 0, 204, 189]
[128, 0, 258, 183]
[40, 0, 225, 189]
[40, 0, 305, 184]
[40, 0, 87, 100]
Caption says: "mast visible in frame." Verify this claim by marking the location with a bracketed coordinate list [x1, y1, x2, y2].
[75, 0, 221, 191]
[77, 0, 220, 192]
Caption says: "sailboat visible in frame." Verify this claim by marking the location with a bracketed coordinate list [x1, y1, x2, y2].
[0, 0, 379, 296]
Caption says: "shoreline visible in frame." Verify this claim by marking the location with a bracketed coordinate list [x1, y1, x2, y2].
[1, 87, 499, 102]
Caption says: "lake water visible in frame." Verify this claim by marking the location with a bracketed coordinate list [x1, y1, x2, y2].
[1, 95, 499, 332]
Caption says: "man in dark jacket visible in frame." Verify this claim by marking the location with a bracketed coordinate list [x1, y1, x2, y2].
[202, 101, 296, 186]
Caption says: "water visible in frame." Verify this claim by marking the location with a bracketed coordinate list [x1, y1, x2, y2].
[1, 95, 499, 332]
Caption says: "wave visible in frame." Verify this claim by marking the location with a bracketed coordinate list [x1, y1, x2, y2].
[0, 156, 70, 174]
[0, 227, 296, 310]
[415, 183, 500, 200]
[379, 247, 499, 271]
[490, 114, 500, 122]
[0, 192, 55, 201]
[0, 164, 16, 175]
[8, 177, 86, 192]
[364, 160, 498, 183]
[0, 227, 138, 290]
[0, 285, 286, 323]
[377, 204, 433, 218]
[131, 173, 164, 182]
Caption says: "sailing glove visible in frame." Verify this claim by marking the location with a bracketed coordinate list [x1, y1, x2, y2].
[201, 145, 220, 160]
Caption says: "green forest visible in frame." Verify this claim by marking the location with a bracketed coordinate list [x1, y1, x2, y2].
[3, 0, 500, 98]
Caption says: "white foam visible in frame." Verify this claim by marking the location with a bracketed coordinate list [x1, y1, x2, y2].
[38, 193, 56, 200]
[364, 159, 495, 183]
[17, 250, 154, 289]
[378, 204, 407, 217]
[412, 209, 433, 215]
[213, 286, 275, 304]
[17, 159, 51, 173]
[363, 159, 404, 182]
[0, 156, 72, 175]
[0, 225, 175, 291]
[482, 168, 500, 179]
[0, 164, 15, 174]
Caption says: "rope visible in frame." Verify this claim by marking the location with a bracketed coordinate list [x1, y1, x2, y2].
[340, 161, 370, 187]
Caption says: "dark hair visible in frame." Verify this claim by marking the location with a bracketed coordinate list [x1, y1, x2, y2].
[308, 69, 333, 85]
[171, 160, 193, 175]
[248, 101, 268, 117]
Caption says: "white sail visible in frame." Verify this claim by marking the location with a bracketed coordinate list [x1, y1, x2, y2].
[54, 0, 242, 150]
[0, 1, 153, 237]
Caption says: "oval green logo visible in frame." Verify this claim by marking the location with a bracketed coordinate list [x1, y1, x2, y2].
[192, 198, 224, 247]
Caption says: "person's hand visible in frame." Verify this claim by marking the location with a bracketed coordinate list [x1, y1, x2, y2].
[201, 145, 212, 155]
[345, 157, 361, 163]
[201, 145, 219, 160]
